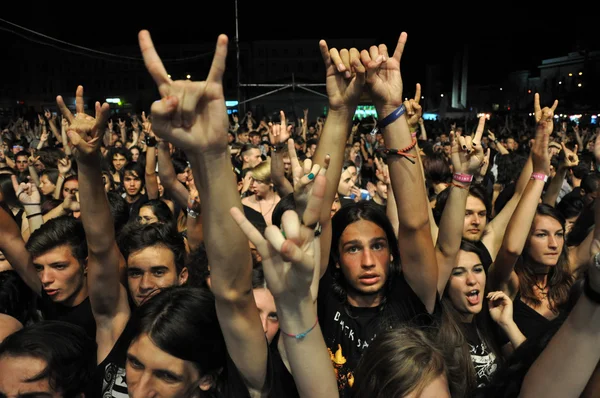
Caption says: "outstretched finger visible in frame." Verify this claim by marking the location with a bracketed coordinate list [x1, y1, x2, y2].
[207, 34, 229, 84]
[473, 116, 486, 145]
[319, 40, 332, 69]
[75, 85, 85, 116]
[138, 30, 172, 97]
[279, 110, 287, 129]
[56, 95, 75, 123]
[391, 32, 408, 63]
[94, 102, 111, 136]
[11, 175, 20, 195]
[550, 99, 559, 113]
[303, 165, 327, 227]
[414, 83, 421, 104]
[534, 93, 541, 115]
[230, 207, 269, 254]
[287, 138, 300, 168]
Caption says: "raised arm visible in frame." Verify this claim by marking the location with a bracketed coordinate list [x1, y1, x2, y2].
[311, 39, 366, 273]
[363, 33, 438, 312]
[436, 117, 486, 293]
[231, 165, 338, 398]
[0, 204, 41, 294]
[483, 96, 551, 261]
[144, 132, 159, 200]
[269, 111, 294, 197]
[156, 141, 189, 208]
[488, 98, 557, 295]
[139, 30, 267, 392]
[57, 85, 130, 362]
[542, 143, 578, 207]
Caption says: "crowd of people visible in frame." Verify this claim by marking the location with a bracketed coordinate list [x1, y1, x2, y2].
[1, 28, 600, 398]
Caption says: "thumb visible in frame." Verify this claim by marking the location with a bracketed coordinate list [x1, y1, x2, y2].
[150, 96, 178, 138]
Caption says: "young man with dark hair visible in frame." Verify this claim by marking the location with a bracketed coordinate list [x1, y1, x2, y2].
[121, 161, 148, 219]
[0, 207, 96, 340]
[56, 85, 189, 396]
[0, 321, 96, 398]
[13, 150, 29, 174]
[117, 221, 188, 306]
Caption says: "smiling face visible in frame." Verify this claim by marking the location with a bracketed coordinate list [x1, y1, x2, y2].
[526, 214, 564, 267]
[447, 250, 486, 322]
[337, 219, 390, 307]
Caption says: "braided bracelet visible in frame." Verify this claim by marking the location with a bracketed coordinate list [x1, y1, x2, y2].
[377, 137, 418, 164]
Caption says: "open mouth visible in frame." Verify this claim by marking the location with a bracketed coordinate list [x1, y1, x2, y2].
[466, 289, 480, 305]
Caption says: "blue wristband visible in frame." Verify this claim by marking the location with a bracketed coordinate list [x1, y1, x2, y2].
[377, 104, 406, 129]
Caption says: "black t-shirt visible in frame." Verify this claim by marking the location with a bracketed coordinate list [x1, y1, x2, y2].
[125, 192, 149, 221]
[463, 321, 499, 389]
[317, 268, 435, 396]
[37, 290, 96, 341]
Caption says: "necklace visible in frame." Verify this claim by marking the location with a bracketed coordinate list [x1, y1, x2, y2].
[256, 194, 276, 217]
[534, 282, 549, 298]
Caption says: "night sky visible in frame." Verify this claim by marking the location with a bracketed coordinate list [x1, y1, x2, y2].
[1, 3, 599, 87]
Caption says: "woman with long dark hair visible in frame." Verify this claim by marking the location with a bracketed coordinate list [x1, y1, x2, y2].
[488, 99, 585, 345]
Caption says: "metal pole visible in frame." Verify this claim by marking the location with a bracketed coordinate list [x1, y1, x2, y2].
[235, 0, 242, 113]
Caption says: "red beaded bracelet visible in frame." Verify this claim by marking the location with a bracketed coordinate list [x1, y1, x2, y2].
[377, 137, 418, 164]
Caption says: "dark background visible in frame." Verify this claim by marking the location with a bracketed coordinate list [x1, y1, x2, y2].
[1, 3, 598, 86]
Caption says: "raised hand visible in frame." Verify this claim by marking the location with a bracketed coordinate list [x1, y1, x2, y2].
[12, 175, 41, 206]
[319, 40, 366, 111]
[374, 156, 390, 185]
[139, 30, 229, 156]
[534, 93, 558, 136]
[360, 32, 407, 111]
[62, 192, 81, 213]
[56, 85, 110, 159]
[404, 83, 422, 129]
[44, 109, 51, 120]
[479, 148, 491, 178]
[488, 291, 514, 327]
[560, 143, 579, 169]
[268, 111, 292, 145]
[450, 116, 486, 176]
[286, 138, 329, 225]
[531, 116, 552, 176]
[230, 166, 326, 299]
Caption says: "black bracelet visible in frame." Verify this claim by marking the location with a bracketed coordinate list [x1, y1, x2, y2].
[272, 142, 287, 153]
[583, 274, 600, 305]
[26, 212, 42, 219]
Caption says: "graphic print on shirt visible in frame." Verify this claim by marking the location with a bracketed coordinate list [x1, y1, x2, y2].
[469, 340, 497, 387]
[327, 311, 377, 392]
[101, 363, 128, 398]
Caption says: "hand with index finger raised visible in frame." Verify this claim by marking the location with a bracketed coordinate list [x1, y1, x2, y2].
[138, 30, 230, 156]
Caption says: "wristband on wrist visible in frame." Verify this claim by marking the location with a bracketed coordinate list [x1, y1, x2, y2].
[26, 212, 42, 219]
[530, 172, 548, 182]
[377, 104, 406, 129]
[453, 173, 473, 183]
[280, 318, 319, 340]
[272, 142, 287, 153]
